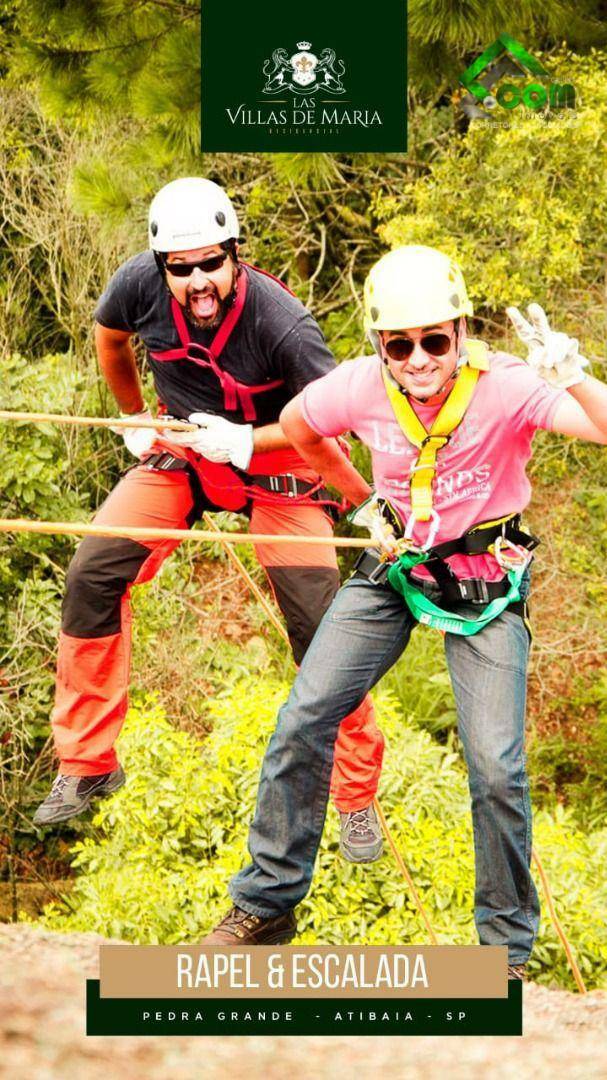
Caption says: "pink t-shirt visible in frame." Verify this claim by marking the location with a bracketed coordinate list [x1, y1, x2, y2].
[301, 352, 565, 581]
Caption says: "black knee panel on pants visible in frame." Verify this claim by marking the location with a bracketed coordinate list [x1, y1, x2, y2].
[266, 566, 340, 665]
[61, 537, 151, 638]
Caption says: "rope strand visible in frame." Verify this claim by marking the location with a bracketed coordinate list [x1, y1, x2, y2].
[0, 518, 370, 548]
[0, 409, 196, 431]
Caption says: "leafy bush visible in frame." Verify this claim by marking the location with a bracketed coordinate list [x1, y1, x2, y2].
[40, 679, 607, 990]
[376, 51, 607, 365]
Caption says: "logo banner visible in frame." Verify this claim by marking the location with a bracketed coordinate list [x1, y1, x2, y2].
[201, 0, 407, 151]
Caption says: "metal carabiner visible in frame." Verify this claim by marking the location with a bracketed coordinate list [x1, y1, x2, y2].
[493, 535, 532, 571]
[403, 508, 441, 553]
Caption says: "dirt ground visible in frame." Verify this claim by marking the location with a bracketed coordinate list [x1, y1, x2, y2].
[1, 925, 606, 1080]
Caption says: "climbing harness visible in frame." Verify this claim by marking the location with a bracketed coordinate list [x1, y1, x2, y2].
[150, 266, 286, 423]
[139, 447, 341, 517]
[387, 547, 529, 636]
[381, 337, 490, 541]
[148, 263, 345, 517]
[354, 513, 538, 636]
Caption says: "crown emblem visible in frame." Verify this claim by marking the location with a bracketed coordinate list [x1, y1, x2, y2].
[296, 41, 312, 50]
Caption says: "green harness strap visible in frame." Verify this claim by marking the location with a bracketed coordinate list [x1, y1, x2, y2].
[387, 549, 527, 637]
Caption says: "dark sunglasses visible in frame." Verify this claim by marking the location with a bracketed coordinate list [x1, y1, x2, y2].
[384, 332, 453, 362]
[163, 251, 230, 277]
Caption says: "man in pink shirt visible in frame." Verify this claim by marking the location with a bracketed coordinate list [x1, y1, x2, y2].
[203, 247, 607, 970]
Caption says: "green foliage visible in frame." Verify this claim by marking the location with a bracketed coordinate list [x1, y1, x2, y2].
[528, 673, 607, 830]
[377, 51, 607, 363]
[9, 0, 200, 156]
[40, 681, 607, 989]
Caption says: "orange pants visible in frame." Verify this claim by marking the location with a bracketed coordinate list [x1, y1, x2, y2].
[51, 457, 383, 810]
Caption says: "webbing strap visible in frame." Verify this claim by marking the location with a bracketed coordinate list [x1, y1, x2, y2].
[387, 549, 527, 636]
[169, 268, 248, 357]
[149, 268, 284, 421]
[382, 361, 481, 522]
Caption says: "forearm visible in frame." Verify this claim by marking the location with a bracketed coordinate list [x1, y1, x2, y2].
[252, 422, 291, 453]
[95, 324, 145, 414]
[280, 398, 371, 504]
[568, 375, 607, 436]
[292, 437, 372, 504]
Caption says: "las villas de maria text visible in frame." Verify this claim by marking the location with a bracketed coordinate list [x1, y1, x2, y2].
[224, 102, 383, 138]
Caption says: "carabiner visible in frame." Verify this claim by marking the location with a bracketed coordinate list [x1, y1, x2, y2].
[403, 508, 441, 552]
[493, 535, 532, 571]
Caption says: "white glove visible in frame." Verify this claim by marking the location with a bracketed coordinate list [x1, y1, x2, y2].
[170, 412, 254, 470]
[110, 409, 157, 459]
[506, 303, 589, 389]
[350, 494, 400, 555]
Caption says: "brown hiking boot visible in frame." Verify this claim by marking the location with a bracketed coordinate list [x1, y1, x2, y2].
[201, 906, 297, 946]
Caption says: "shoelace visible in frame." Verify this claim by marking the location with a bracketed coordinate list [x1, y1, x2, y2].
[47, 774, 70, 803]
[223, 907, 261, 928]
[346, 810, 376, 837]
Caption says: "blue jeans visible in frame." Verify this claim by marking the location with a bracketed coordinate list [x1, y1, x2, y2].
[230, 570, 540, 963]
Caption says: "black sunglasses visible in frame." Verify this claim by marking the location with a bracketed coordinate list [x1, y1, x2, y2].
[163, 251, 230, 277]
[384, 332, 454, 362]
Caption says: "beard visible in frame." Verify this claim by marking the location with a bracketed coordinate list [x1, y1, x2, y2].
[184, 265, 239, 330]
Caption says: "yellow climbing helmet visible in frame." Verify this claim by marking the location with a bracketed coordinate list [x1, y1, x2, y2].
[363, 246, 473, 348]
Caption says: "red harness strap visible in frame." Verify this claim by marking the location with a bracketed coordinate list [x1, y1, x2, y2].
[148, 265, 346, 516]
[149, 265, 288, 422]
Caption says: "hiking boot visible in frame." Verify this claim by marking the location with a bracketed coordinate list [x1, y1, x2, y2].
[201, 906, 297, 946]
[33, 766, 126, 826]
[339, 804, 383, 863]
[508, 964, 528, 981]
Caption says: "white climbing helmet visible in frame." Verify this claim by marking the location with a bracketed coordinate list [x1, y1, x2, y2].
[364, 245, 473, 354]
[148, 177, 239, 253]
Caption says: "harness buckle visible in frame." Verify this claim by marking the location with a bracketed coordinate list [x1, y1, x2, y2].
[420, 434, 450, 450]
[142, 452, 183, 471]
[458, 578, 490, 605]
[353, 549, 392, 584]
[281, 474, 299, 497]
[267, 474, 299, 497]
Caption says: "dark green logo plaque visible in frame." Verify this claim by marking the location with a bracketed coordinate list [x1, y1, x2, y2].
[201, 0, 407, 152]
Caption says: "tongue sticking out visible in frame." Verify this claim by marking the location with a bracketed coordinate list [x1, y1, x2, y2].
[190, 292, 217, 319]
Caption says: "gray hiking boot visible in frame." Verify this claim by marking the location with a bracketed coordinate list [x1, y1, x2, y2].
[339, 804, 383, 863]
[33, 766, 126, 826]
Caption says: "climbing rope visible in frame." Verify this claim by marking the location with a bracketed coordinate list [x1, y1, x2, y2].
[0, 518, 370, 547]
[0, 409, 197, 431]
[532, 848, 587, 993]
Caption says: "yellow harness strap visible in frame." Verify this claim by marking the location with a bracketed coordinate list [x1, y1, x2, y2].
[381, 340, 489, 523]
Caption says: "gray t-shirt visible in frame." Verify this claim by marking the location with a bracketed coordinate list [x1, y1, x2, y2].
[95, 252, 336, 425]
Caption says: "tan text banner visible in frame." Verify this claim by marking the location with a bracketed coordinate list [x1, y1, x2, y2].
[99, 945, 507, 999]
